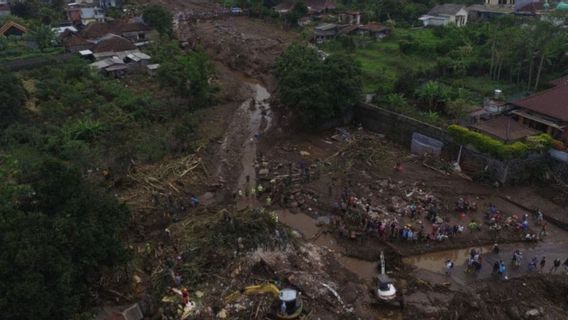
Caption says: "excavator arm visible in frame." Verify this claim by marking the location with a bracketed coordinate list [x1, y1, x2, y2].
[224, 284, 281, 304]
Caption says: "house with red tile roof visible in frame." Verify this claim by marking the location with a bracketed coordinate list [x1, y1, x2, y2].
[0, 20, 27, 37]
[511, 79, 568, 141]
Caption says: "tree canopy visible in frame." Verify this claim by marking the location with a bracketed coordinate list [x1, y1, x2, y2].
[143, 5, 173, 37]
[274, 44, 362, 126]
[0, 154, 130, 320]
[29, 24, 55, 51]
[157, 47, 216, 108]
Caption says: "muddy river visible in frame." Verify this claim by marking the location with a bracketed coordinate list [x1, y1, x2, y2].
[276, 210, 379, 283]
[236, 82, 272, 191]
[404, 241, 568, 285]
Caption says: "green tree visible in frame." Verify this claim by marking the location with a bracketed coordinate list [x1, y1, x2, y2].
[285, 1, 308, 25]
[0, 155, 130, 320]
[157, 48, 216, 107]
[384, 93, 408, 110]
[0, 71, 27, 127]
[274, 44, 362, 126]
[29, 24, 54, 51]
[415, 81, 448, 112]
[143, 5, 173, 37]
[10, 0, 40, 19]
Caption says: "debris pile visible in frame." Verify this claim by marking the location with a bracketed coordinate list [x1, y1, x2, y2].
[440, 275, 568, 320]
[151, 207, 289, 319]
[127, 154, 205, 194]
[218, 243, 375, 319]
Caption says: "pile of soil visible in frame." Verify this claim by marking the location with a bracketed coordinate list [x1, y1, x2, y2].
[182, 17, 297, 88]
[445, 275, 568, 320]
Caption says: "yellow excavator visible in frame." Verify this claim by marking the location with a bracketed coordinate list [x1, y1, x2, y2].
[224, 283, 307, 319]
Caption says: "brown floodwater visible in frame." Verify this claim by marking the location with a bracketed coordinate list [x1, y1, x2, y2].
[402, 245, 492, 273]
[276, 210, 378, 282]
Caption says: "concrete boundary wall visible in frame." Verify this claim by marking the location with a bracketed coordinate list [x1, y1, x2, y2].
[353, 102, 552, 185]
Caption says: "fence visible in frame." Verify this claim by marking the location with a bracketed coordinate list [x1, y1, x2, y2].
[354, 102, 552, 185]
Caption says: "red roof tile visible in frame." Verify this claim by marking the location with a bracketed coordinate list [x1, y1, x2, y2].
[517, 1, 545, 13]
[0, 21, 27, 36]
[92, 34, 136, 53]
[359, 23, 389, 32]
[513, 84, 568, 122]
[549, 75, 568, 87]
[470, 116, 539, 141]
[62, 33, 92, 48]
[81, 20, 150, 40]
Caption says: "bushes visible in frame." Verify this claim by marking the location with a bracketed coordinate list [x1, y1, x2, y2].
[448, 125, 551, 160]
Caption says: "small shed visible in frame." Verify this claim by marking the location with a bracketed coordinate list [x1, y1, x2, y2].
[314, 23, 338, 43]
[0, 21, 27, 37]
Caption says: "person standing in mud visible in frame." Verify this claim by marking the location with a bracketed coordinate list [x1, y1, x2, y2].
[539, 257, 546, 272]
[498, 260, 506, 279]
[445, 259, 454, 275]
[492, 261, 500, 275]
[551, 258, 561, 273]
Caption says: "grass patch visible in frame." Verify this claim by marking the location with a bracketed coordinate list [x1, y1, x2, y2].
[443, 76, 525, 101]
[322, 30, 438, 93]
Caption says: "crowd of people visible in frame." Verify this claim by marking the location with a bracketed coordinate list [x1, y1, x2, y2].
[330, 186, 474, 244]
[442, 245, 568, 280]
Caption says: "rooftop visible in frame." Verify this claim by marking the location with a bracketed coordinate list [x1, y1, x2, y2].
[0, 21, 27, 36]
[516, 1, 545, 13]
[428, 3, 466, 16]
[92, 34, 137, 53]
[470, 116, 539, 142]
[315, 23, 337, 31]
[513, 79, 568, 122]
[467, 4, 514, 14]
[358, 22, 389, 32]
[81, 20, 151, 40]
[305, 0, 336, 12]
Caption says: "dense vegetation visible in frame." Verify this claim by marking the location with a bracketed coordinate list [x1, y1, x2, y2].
[0, 15, 59, 62]
[142, 5, 173, 37]
[274, 44, 362, 126]
[448, 125, 553, 160]
[0, 38, 216, 317]
[0, 154, 130, 320]
[323, 16, 568, 124]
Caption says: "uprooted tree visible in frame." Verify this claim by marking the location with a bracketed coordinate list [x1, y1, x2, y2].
[274, 44, 362, 127]
[0, 154, 130, 320]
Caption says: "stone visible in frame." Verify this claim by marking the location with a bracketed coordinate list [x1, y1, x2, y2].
[217, 309, 227, 318]
[506, 306, 521, 320]
[195, 291, 204, 298]
[316, 216, 331, 225]
[201, 192, 214, 202]
[291, 230, 302, 238]
[300, 150, 311, 156]
[524, 309, 540, 318]
[258, 168, 269, 176]
[289, 201, 298, 208]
